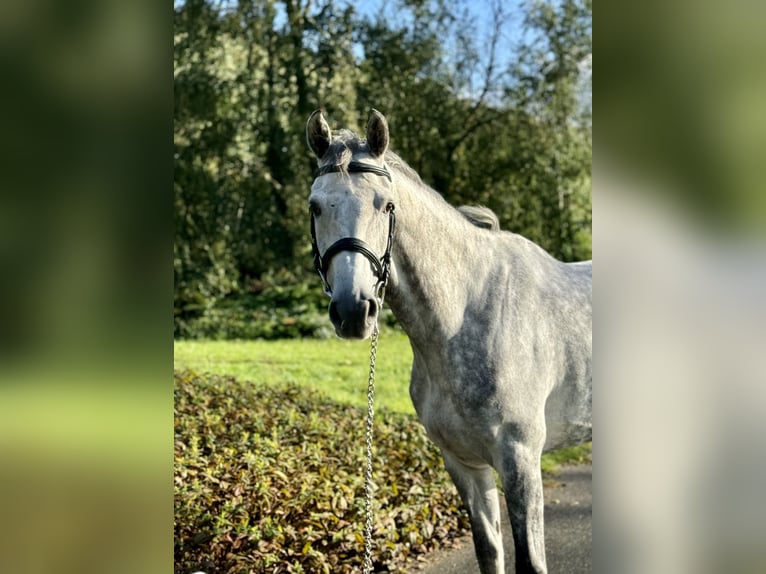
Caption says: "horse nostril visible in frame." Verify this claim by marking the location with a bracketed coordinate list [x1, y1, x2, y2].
[329, 297, 377, 338]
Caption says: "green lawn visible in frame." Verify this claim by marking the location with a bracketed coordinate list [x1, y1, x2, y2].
[174, 330, 416, 413]
[175, 332, 591, 471]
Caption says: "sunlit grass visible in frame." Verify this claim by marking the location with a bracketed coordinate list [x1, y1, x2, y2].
[541, 442, 593, 475]
[174, 330, 415, 413]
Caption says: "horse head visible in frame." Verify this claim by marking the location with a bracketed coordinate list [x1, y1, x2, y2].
[306, 109, 397, 339]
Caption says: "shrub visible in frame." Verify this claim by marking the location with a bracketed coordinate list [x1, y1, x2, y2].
[174, 371, 469, 573]
[176, 271, 400, 340]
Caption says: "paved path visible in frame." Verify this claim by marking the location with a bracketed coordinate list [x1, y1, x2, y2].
[408, 464, 592, 573]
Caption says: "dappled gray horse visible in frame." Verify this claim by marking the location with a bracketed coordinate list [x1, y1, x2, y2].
[306, 109, 592, 574]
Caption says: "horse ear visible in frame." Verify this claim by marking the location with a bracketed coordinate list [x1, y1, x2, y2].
[366, 109, 389, 158]
[306, 109, 332, 159]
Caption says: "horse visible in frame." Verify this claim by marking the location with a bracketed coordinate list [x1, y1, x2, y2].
[305, 109, 592, 574]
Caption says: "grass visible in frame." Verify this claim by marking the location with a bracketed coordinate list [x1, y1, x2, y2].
[174, 332, 591, 472]
[174, 329, 415, 413]
[541, 443, 592, 476]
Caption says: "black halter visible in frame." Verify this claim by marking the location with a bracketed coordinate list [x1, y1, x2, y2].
[310, 162, 395, 298]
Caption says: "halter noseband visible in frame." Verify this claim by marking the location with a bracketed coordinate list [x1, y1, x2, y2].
[310, 162, 395, 298]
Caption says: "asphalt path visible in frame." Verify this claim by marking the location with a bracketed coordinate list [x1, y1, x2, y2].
[408, 464, 592, 573]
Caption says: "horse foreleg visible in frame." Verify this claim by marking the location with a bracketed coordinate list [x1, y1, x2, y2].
[500, 440, 547, 574]
[442, 451, 505, 574]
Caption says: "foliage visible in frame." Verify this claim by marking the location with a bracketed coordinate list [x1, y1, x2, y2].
[174, 0, 592, 337]
[174, 370, 470, 573]
[176, 270, 331, 340]
[174, 345, 592, 571]
[176, 269, 399, 339]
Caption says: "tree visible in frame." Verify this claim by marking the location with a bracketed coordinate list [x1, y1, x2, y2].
[173, 0, 592, 336]
[503, 0, 592, 261]
[173, 0, 364, 333]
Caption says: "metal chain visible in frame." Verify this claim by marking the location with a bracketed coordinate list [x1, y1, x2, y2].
[362, 324, 379, 573]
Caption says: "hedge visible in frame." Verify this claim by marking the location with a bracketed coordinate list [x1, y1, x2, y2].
[175, 277, 399, 341]
[174, 371, 470, 573]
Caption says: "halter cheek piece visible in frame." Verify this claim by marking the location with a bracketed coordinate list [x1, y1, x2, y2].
[310, 161, 396, 299]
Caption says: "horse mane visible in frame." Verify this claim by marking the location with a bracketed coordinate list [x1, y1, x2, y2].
[457, 205, 500, 231]
[382, 149, 424, 186]
[323, 129, 498, 231]
[385, 151, 500, 231]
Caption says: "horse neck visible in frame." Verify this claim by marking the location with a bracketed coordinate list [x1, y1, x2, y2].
[386, 175, 490, 342]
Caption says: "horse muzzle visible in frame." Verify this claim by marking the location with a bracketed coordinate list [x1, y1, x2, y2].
[329, 293, 379, 339]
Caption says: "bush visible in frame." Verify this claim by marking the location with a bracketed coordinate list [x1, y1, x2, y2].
[174, 371, 469, 573]
[176, 272, 400, 340]
[176, 271, 331, 340]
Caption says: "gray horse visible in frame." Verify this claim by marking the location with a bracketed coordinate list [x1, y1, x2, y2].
[306, 109, 592, 574]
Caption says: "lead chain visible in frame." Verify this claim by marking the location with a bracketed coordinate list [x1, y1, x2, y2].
[362, 325, 378, 573]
